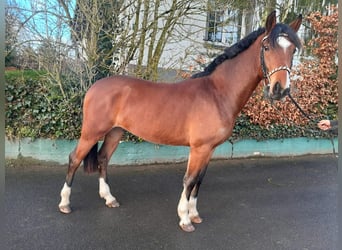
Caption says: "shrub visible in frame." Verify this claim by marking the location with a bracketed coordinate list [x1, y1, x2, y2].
[5, 70, 83, 139]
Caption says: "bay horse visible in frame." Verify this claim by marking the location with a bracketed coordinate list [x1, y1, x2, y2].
[59, 11, 302, 232]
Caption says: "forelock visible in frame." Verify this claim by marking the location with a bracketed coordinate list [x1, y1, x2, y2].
[268, 23, 302, 49]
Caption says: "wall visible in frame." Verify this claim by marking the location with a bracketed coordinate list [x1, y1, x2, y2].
[5, 137, 338, 165]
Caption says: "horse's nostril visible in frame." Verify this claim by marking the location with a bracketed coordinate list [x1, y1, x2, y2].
[274, 82, 281, 93]
[282, 88, 290, 96]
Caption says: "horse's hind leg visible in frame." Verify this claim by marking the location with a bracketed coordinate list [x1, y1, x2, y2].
[177, 146, 214, 232]
[59, 137, 98, 213]
[98, 127, 124, 208]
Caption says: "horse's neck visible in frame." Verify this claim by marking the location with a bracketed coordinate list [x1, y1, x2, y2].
[209, 40, 263, 116]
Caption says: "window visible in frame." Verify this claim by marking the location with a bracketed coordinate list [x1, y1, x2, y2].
[205, 8, 239, 45]
[207, 11, 224, 42]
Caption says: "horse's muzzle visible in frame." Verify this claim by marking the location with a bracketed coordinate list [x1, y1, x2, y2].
[264, 82, 290, 100]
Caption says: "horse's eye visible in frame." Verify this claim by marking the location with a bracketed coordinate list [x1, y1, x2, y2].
[293, 48, 297, 54]
[264, 46, 270, 51]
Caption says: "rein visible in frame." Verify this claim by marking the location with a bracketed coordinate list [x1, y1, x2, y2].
[287, 93, 316, 123]
[271, 93, 337, 158]
[287, 95, 337, 158]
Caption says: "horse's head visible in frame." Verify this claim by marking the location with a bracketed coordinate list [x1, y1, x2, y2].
[261, 11, 302, 101]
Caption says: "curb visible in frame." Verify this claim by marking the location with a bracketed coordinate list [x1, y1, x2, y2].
[5, 137, 338, 165]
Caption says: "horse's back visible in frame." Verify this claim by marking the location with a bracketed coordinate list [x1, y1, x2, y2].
[82, 76, 188, 143]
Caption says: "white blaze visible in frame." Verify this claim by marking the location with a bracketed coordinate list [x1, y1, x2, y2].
[277, 36, 292, 51]
[285, 71, 290, 89]
[277, 36, 292, 88]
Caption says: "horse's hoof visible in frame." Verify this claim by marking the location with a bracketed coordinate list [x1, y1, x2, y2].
[180, 223, 195, 232]
[106, 200, 120, 208]
[190, 215, 203, 224]
[59, 205, 72, 214]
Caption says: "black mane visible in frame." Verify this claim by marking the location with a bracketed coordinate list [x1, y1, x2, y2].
[191, 28, 265, 78]
[191, 23, 301, 79]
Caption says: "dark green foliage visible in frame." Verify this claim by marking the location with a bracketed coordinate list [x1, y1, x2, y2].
[231, 114, 332, 142]
[5, 70, 83, 139]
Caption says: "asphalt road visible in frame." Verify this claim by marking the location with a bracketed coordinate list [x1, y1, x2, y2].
[4, 155, 337, 250]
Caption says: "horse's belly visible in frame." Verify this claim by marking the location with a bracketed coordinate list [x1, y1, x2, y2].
[118, 118, 232, 148]
[119, 120, 190, 146]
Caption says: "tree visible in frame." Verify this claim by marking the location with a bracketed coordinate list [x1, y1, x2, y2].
[62, 0, 130, 84]
[58, 0, 205, 84]
[5, 1, 21, 67]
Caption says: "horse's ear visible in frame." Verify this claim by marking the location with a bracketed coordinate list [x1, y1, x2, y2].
[289, 14, 302, 32]
[265, 11, 277, 33]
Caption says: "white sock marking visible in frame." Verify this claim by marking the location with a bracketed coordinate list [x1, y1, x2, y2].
[177, 190, 191, 226]
[59, 183, 71, 207]
[189, 197, 199, 218]
[99, 177, 116, 204]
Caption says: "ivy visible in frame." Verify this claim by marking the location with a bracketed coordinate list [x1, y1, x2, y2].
[5, 70, 83, 140]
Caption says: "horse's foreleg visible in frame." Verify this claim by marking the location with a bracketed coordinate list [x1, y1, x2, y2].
[188, 165, 208, 224]
[177, 146, 213, 232]
[59, 138, 97, 213]
[98, 127, 124, 208]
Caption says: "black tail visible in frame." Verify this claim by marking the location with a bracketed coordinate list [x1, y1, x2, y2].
[83, 143, 99, 173]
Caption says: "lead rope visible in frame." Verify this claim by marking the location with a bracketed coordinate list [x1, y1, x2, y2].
[287, 93, 314, 122]
[287, 93, 337, 157]
[269, 93, 337, 159]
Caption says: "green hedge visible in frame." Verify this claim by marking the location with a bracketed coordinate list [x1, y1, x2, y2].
[231, 114, 330, 141]
[5, 70, 334, 141]
[5, 70, 83, 139]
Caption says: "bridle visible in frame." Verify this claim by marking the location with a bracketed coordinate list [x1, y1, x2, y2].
[259, 34, 312, 119]
[260, 34, 292, 87]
